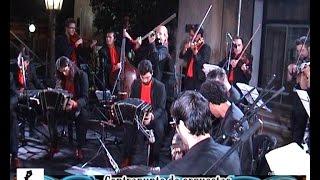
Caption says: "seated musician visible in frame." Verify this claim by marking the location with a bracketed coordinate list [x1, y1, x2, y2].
[14, 49, 45, 139]
[98, 30, 121, 90]
[159, 91, 241, 175]
[10, 72, 21, 169]
[286, 36, 310, 148]
[199, 80, 253, 174]
[126, 59, 168, 167]
[218, 36, 253, 85]
[206, 67, 241, 104]
[53, 56, 89, 160]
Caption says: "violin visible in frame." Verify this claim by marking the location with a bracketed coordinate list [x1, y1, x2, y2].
[296, 62, 310, 90]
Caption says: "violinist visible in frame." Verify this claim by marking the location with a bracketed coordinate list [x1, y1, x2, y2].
[179, 24, 211, 91]
[56, 18, 85, 67]
[98, 30, 121, 90]
[218, 36, 253, 85]
[287, 36, 310, 147]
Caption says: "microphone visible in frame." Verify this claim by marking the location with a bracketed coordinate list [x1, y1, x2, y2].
[226, 33, 233, 41]
[149, 130, 155, 143]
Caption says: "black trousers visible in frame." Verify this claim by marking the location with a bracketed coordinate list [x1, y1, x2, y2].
[48, 109, 88, 148]
[10, 108, 19, 158]
[290, 91, 308, 145]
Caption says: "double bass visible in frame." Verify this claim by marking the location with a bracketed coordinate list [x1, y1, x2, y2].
[109, 26, 138, 99]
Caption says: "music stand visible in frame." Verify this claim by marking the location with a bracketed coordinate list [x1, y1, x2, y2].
[236, 83, 272, 112]
[295, 89, 310, 117]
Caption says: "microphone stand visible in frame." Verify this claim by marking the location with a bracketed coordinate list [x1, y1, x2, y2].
[82, 134, 120, 174]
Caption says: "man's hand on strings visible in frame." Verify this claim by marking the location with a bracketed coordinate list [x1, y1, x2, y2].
[230, 59, 239, 68]
[66, 99, 77, 111]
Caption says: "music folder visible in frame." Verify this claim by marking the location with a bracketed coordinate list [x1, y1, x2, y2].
[265, 142, 310, 179]
[236, 83, 271, 112]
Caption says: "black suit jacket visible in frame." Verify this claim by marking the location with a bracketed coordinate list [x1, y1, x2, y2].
[98, 45, 121, 88]
[219, 52, 253, 84]
[55, 34, 85, 65]
[179, 43, 211, 81]
[56, 69, 89, 111]
[160, 137, 241, 175]
[130, 78, 167, 126]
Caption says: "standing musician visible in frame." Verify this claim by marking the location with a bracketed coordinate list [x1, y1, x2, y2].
[128, 59, 168, 167]
[159, 91, 241, 175]
[179, 24, 211, 91]
[286, 36, 310, 147]
[52, 56, 89, 160]
[56, 18, 84, 67]
[145, 25, 175, 84]
[219, 36, 253, 85]
[98, 30, 121, 90]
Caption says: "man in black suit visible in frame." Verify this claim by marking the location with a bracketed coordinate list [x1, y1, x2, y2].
[179, 24, 211, 90]
[159, 91, 241, 175]
[125, 59, 167, 167]
[53, 56, 89, 160]
[98, 30, 121, 90]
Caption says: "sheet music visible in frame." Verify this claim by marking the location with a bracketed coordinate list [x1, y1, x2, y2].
[295, 89, 310, 117]
[265, 143, 310, 180]
[202, 63, 221, 76]
[95, 90, 111, 101]
[236, 83, 271, 112]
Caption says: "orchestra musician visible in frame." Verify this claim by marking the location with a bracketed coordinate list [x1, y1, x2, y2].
[179, 24, 211, 91]
[10, 72, 21, 169]
[199, 80, 253, 174]
[159, 91, 241, 175]
[14, 49, 44, 139]
[52, 56, 89, 160]
[205, 67, 241, 104]
[126, 59, 168, 167]
[286, 36, 310, 147]
[218, 36, 253, 85]
[98, 30, 121, 90]
[56, 18, 85, 67]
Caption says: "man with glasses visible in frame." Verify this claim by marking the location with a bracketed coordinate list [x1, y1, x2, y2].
[56, 18, 84, 67]
[159, 91, 241, 175]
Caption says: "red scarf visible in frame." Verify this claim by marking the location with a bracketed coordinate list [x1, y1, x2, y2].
[186, 43, 204, 78]
[69, 35, 78, 64]
[108, 46, 120, 72]
[140, 81, 152, 104]
[17, 69, 25, 88]
[64, 79, 75, 96]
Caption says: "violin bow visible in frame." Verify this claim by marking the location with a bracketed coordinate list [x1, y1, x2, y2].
[236, 23, 261, 61]
[140, 13, 177, 41]
[295, 28, 310, 66]
[191, 4, 213, 43]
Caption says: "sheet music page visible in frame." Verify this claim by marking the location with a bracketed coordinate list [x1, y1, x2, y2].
[236, 83, 271, 112]
[295, 89, 310, 117]
[202, 63, 220, 76]
[265, 143, 310, 179]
